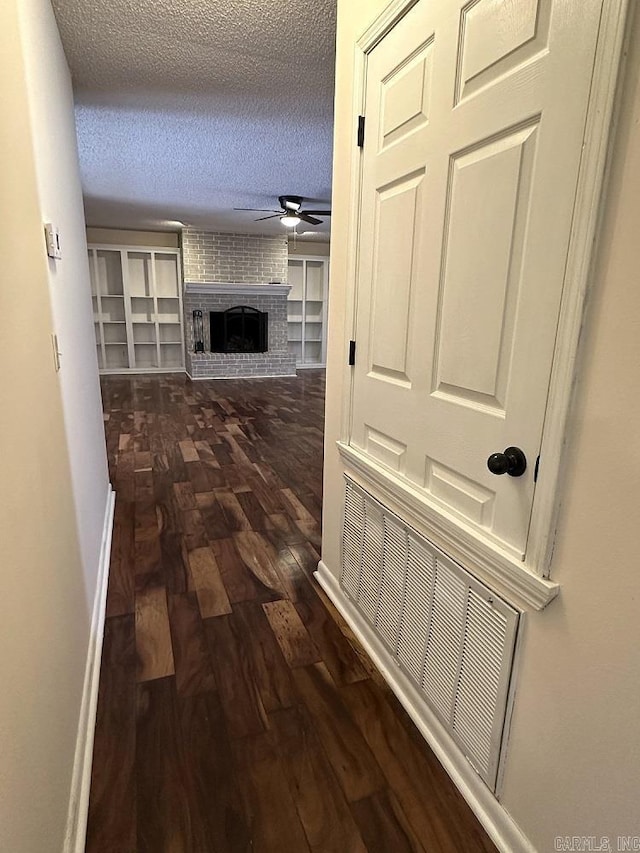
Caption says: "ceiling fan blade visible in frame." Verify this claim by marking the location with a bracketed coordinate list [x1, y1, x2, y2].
[298, 213, 322, 226]
[301, 210, 332, 216]
[234, 208, 280, 213]
[254, 213, 281, 221]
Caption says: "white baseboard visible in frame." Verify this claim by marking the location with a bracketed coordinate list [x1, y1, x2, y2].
[64, 484, 116, 853]
[314, 560, 536, 853]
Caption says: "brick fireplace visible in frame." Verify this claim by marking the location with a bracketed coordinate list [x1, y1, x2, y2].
[181, 228, 297, 379]
[183, 282, 296, 378]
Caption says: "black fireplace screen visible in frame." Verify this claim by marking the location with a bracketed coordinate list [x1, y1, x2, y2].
[210, 306, 268, 353]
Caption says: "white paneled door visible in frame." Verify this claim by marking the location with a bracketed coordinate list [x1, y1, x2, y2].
[350, 0, 605, 559]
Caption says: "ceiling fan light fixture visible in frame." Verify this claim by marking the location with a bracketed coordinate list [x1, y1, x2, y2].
[280, 195, 303, 212]
[280, 214, 301, 227]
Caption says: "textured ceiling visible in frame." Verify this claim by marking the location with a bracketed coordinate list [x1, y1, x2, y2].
[51, 0, 336, 239]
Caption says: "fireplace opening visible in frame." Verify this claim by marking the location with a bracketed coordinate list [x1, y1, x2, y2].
[210, 305, 268, 353]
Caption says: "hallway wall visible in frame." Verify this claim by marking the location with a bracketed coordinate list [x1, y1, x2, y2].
[323, 1, 640, 849]
[0, 0, 110, 849]
[22, 0, 110, 608]
[499, 9, 640, 847]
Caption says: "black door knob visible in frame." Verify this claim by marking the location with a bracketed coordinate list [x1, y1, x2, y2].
[487, 447, 527, 477]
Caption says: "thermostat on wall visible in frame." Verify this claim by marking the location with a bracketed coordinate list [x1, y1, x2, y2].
[44, 223, 61, 259]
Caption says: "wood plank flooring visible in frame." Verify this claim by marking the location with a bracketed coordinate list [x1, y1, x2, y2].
[87, 370, 497, 853]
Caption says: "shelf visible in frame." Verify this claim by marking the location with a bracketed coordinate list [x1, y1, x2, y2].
[104, 345, 129, 370]
[128, 252, 153, 297]
[306, 261, 324, 301]
[130, 297, 154, 323]
[155, 254, 180, 298]
[157, 297, 181, 323]
[134, 343, 159, 369]
[100, 299, 125, 323]
[159, 323, 181, 343]
[133, 322, 156, 344]
[89, 243, 182, 375]
[287, 256, 327, 367]
[103, 322, 127, 344]
[89, 252, 98, 298]
[159, 342, 183, 369]
[96, 250, 124, 296]
[304, 340, 323, 363]
[288, 260, 304, 300]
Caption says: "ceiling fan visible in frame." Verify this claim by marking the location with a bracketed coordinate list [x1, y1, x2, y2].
[234, 195, 331, 226]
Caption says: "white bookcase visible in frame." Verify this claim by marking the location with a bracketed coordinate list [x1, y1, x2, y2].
[88, 245, 185, 374]
[287, 256, 329, 368]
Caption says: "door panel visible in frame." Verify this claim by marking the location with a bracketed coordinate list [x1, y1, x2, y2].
[434, 122, 538, 412]
[350, 0, 603, 558]
[456, 0, 552, 103]
[381, 38, 433, 146]
[370, 170, 424, 385]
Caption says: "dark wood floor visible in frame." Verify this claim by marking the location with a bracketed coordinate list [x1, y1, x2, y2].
[87, 370, 496, 853]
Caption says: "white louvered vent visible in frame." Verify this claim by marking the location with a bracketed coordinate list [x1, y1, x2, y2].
[359, 501, 384, 623]
[375, 515, 407, 649]
[340, 477, 519, 791]
[342, 481, 365, 599]
[397, 535, 435, 680]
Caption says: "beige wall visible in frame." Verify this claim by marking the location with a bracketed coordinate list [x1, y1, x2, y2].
[324, 1, 640, 849]
[288, 239, 331, 257]
[0, 0, 106, 849]
[86, 226, 180, 248]
[24, 0, 110, 606]
[500, 11, 640, 848]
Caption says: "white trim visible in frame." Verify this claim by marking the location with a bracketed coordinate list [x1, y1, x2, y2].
[88, 243, 179, 254]
[185, 370, 298, 381]
[287, 253, 329, 262]
[356, 0, 421, 52]
[314, 560, 536, 853]
[339, 42, 368, 447]
[63, 485, 115, 853]
[525, 0, 631, 573]
[98, 367, 185, 376]
[185, 281, 292, 297]
[337, 0, 630, 597]
[339, 441, 558, 611]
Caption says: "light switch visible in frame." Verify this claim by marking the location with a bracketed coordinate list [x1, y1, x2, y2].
[51, 333, 61, 372]
[44, 223, 62, 259]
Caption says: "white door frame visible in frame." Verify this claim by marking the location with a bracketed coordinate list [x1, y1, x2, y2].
[337, 0, 630, 609]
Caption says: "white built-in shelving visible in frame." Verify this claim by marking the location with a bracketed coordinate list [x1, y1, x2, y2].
[287, 256, 328, 368]
[88, 245, 185, 374]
